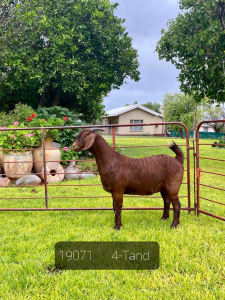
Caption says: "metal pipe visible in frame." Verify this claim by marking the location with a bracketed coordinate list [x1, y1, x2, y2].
[41, 129, 48, 209]
[198, 210, 225, 221]
[200, 170, 225, 177]
[199, 184, 225, 192]
[0, 207, 190, 211]
[199, 197, 225, 206]
[0, 195, 188, 199]
[112, 127, 116, 151]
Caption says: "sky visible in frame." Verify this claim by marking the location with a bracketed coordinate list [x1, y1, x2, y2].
[103, 0, 181, 111]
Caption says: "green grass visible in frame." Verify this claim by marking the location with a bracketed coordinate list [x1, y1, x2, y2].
[0, 136, 224, 300]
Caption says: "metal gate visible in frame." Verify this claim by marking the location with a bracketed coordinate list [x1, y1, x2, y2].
[0, 122, 191, 213]
[196, 120, 225, 221]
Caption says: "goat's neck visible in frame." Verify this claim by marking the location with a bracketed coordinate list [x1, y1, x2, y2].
[89, 135, 118, 171]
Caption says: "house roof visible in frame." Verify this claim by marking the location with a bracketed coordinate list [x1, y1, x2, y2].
[105, 104, 163, 118]
[201, 124, 212, 127]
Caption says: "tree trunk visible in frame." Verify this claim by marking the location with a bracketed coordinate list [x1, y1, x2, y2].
[193, 102, 197, 138]
[180, 129, 184, 139]
[213, 123, 224, 132]
[39, 92, 46, 107]
[53, 88, 60, 106]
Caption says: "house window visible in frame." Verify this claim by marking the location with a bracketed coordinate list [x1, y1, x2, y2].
[130, 120, 143, 131]
[104, 120, 109, 133]
[114, 119, 118, 131]
[204, 127, 208, 132]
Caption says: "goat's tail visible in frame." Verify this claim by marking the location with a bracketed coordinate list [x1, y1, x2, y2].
[168, 141, 184, 165]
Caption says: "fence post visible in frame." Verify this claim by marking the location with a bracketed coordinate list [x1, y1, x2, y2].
[41, 128, 49, 209]
[186, 135, 191, 213]
[112, 127, 116, 151]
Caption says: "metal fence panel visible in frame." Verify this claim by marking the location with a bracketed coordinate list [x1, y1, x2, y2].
[0, 122, 191, 214]
[196, 120, 225, 221]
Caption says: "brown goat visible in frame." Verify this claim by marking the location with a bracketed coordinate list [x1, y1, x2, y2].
[73, 129, 184, 230]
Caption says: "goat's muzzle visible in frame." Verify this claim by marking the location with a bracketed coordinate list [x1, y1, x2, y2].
[72, 142, 80, 152]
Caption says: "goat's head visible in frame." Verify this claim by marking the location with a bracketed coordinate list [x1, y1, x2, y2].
[72, 128, 105, 152]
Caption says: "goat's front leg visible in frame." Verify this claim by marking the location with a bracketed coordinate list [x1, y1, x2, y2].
[112, 192, 123, 230]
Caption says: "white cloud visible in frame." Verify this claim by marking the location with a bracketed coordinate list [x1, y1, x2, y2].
[104, 0, 181, 111]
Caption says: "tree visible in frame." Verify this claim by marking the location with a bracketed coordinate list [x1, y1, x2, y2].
[156, 0, 225, 103]
[0, 0, 140, 122]
[162, 93, 202, 137]
[142, 102, 161, 113]
[123, 101, 161, 113]
[201, 101, 225, 132]
[124, 101, 138, 106]
[0, 102, 35, 127]
[0, 1, 19, 28]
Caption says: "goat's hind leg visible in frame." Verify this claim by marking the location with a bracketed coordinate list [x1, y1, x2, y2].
[170, 195, 181, 228]
[160, 191, 170, 220]
[112, 192, 123, 230]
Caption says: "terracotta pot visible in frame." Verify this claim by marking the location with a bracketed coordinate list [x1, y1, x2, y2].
[2, 151, 33, 179]
[41, 162, 65, 183]
[0, 147, 3, 168]
[33, 137, 61, 177]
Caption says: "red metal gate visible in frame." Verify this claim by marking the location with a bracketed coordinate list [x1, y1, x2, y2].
[196, 120, 225, 221]
[0, 122, 191, 213]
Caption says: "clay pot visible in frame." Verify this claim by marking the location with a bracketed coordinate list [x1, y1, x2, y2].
[2, 151, 33, 179]
[41, 162, 65, 183]
[0, 147, 3, 168]
[33, 137, 61, 177]
[0, 176, 11, 186]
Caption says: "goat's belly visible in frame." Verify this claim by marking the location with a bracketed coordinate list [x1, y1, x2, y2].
[124, 187, 154, 195]
[124, 183, 162, 195]
[103, 185, 111, 193]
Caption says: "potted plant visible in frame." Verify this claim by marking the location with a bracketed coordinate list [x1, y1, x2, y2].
[27, 114, 66, 176]
[0, 123, 40, 178]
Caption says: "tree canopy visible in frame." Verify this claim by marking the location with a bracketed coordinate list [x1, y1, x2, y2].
[162, 93, 202, 135]
[201, 100, 225, 132]
[142, 102, 161, 113]
[0, 0, 140, 122]
[156, 0, 225, 103]
[124, 101, 161, 113]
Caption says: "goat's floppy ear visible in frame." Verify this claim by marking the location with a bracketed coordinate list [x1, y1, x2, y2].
[81, 132, 96, 151]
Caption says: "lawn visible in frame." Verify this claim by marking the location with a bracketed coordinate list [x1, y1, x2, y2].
[0, 136, 224, 300]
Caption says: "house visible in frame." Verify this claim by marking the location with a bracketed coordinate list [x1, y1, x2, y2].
[199, 124, 215, 132]
[100, 104, 165, 135]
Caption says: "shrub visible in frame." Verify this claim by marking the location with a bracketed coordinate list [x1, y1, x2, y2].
[77, 161, 98, 173]
[27, 115, 65, 143]
[0, 123, 40, 152]
[60, 148, 79, 167]
[218, 137, 225, 148]
[0, 103, 35, 127]
[35, 106, 84, 146]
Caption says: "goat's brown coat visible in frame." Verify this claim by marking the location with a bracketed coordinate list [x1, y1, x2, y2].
[73, 130, 184, 229]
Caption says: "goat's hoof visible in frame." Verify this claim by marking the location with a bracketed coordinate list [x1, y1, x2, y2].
[170, 222, 180, 228]
[114, 225, 121, 230]
[161, 216, 169, 220]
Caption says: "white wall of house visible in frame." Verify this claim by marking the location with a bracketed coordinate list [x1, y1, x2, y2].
[100, 117, 119, 134]
[101, 108, 164, 135]
[199, 126, 215, 133]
